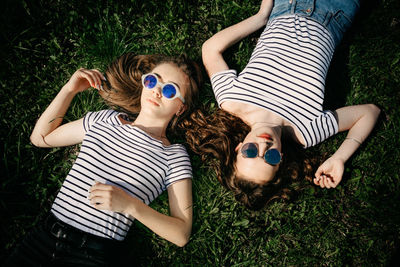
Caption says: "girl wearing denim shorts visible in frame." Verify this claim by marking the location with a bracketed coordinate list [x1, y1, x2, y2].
[189, 0, 380, 210]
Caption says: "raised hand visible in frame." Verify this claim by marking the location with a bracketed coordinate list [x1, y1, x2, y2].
[313, 157, 345, 189]
[66, 68, 106, 94]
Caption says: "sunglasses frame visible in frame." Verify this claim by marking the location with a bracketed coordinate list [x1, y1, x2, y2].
[141, 73, 185, 103]
[240, 142, 282, 166]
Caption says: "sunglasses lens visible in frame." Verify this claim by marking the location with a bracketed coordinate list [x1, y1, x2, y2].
[162, 84, 177, 99]
[143, 74, 157, 89]
[241, 143, 258, 158]
[264, 149, 281, 165]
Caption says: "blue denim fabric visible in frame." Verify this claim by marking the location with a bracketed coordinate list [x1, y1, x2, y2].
[268, 0, 360, 47]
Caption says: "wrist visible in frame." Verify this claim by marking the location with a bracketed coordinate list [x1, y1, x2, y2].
[330, 154, 346, 164]
[62, 81, 80, 95]
[125, 196, 140, 217]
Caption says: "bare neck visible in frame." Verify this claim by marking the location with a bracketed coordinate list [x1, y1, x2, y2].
[132, 113, 170, 139]
[234, 106, 285, 128]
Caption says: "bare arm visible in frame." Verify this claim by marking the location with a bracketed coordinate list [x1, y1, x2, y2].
[314, 104, 381, 188]
[202, 0, 274, 77]
[89, 179, 193, 247]
[332, 104, 381, 162]
[30, 68, 104, 147]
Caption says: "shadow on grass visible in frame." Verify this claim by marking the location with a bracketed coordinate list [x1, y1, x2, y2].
[0, 188, 44, 263]
[389, 237, 400, 267]
[324, 0, 381, 110]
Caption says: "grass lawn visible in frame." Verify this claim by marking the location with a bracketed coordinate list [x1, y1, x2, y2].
[1, 0, 400, 266]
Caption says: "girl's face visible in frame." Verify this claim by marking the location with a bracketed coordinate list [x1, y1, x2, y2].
[140, 63, 189, 121]
[235, 125, 282, 184]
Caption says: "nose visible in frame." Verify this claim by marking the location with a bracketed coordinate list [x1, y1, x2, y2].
[152, 85, 162, 98]
[258, 141, 273, 157]
[258, 142, 268, 157]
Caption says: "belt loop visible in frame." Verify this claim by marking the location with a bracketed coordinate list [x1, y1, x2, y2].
[50, 222, 64, 238]
[80, 234, 88, 248]
[291, 0, 297, 14]
[323, 12, 333, 26]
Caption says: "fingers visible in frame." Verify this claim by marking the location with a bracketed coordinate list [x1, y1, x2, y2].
[88, 183, 112, 209]
[89, 196, 110, 210]
[77, 69, 96, 88]
[330, 176, 340, 188]
[89, 195, 103, 205]
[78, 69, 105, 90]
[92, 69, 106, 81]
[314, 165, 324, 186]
[88, 182, 111, 200]
[89, 187, 111, 198]
[319, 175, 326, 188]
[323, 175, 334, 189]
[314, 174, 337, 189]
[91, 69, 106, 91]
[90, 181, 112, 191]
[88, 183, 128, 213]
[315, 166, 324, 181]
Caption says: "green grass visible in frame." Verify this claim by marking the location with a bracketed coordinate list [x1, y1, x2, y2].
[1, 0, 400, 266]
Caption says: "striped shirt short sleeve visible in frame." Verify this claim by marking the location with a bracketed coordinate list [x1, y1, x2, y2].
[211, 70, 237, 108]
[211, 15, 339, 148]
[165, 145, 192, 187]
[83, 109, 119, 133]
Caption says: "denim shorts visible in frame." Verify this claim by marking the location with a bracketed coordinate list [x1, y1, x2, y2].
[268, 0, 360, 47]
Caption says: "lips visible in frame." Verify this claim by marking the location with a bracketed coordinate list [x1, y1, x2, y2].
[147, 98, 160, 106]
[257, 133, 273, 141]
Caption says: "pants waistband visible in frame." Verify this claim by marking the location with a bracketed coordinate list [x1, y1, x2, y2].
[44, 213, 121, 252]
[268, 0, 360, 47]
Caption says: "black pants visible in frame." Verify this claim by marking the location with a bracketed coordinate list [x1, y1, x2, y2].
[4, 213, 123, 267]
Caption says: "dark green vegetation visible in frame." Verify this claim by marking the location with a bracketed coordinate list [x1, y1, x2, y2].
[1, 0, 399, 265]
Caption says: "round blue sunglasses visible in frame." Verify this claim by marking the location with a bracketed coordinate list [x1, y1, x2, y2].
[240, 142, 282, 166]
[141, 73, 185, 103]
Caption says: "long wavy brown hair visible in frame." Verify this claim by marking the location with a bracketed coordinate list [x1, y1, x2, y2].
[99, 52, 203, 133]
[185, 107, 318, 210]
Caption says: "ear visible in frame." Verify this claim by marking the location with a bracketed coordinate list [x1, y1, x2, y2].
[176, 104, 187, 116]
[235, 142, 243, 153]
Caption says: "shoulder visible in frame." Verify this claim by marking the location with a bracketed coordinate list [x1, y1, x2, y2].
[304, 110, 339, 147]
[165, 143, 190, 157]
[85, 109, 119, 121]
[211, 69, 237, 85]
[165, 144, 191, 168]
[164, 144, 192, 186]
[83, 109, 120, 132]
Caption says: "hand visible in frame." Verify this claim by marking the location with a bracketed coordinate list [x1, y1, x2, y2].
[313, 157, 345, 189]
[257, 0, 274, 23]
[89, 182, 134, 213]
[66, 68, 106, 94]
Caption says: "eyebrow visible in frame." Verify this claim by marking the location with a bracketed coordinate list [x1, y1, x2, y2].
[153, 72, 181, 89]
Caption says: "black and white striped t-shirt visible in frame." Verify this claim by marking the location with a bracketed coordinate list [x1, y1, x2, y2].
[51, 109, 192, 241]
[211, 15, 339, 148]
